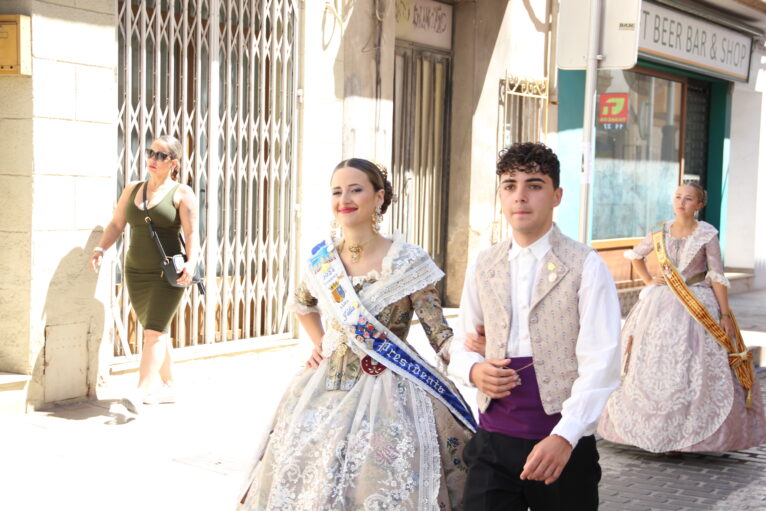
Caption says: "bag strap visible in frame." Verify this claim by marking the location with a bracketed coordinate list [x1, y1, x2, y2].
[142, 182, 171, 263]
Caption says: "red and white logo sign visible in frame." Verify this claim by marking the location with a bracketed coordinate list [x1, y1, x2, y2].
[597, 93, 629, 124]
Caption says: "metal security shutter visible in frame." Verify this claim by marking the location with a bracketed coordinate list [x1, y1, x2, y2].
[392, 43, 452, 270]
[115, 0, 299, 357]
[683, 79, 711, 195]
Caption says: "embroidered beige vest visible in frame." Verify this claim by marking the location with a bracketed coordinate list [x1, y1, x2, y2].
[474, 225, 591, 414]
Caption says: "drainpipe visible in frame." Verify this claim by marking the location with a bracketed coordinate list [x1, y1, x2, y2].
[578, 0, 603, 244]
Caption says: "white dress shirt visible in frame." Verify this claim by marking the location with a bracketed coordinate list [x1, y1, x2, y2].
[448, 227, 622, 447]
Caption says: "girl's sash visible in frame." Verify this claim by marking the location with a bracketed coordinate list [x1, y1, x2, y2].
[652, 225, 754, 407]
[307, 239, 477, 432]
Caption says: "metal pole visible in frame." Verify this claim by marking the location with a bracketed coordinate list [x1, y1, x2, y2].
[578, 0, 603, 243]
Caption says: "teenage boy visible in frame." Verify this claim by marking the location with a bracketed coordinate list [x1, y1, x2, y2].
[449, 142, 621, 510]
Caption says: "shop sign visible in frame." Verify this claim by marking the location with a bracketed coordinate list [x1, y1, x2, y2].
[597, 93, 629, 129]
[395, 0, 452, 50]
[639, 1, 752, 82]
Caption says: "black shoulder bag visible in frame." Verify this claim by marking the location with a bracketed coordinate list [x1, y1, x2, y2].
[142, 182, 206, 295]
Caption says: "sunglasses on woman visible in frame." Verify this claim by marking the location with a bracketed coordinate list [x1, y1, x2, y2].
[146, 149, 173, 162]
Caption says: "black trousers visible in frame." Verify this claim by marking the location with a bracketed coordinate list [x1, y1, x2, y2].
[463, 429, 601, 511]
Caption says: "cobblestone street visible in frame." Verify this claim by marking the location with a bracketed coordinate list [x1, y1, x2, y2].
[598, 368, 766, 511]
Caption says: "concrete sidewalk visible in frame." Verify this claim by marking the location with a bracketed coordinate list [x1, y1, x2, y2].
[0, 346, 308, 511]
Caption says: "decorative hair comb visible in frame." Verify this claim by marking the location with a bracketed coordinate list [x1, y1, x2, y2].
[371, 160, 388, 182]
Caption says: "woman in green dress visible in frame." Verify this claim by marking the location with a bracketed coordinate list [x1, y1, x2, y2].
[90, 135, 200, 414]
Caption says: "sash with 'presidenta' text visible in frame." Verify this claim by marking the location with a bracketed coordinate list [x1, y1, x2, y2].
[652, 224, 755, 407]
[307, 239, 477, 432]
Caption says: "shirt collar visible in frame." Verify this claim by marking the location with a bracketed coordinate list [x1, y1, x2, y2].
[508, 225, 553, 261]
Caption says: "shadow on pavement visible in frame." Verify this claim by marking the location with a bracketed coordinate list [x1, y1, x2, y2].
[37, 399, 135, 425]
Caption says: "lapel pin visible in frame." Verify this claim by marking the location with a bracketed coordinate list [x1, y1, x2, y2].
[548, 272, 557, 282]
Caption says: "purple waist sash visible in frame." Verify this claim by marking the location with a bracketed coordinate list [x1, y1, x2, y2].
[478, 356, 561, 439]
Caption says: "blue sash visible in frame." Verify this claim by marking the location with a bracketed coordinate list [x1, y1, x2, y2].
[307, 239, 477, 433]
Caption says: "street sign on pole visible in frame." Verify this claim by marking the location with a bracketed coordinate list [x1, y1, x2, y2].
[557, 0, 641, 243]
[558, 0, 641, 70]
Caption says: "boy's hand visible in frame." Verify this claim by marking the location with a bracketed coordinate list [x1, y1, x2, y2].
[469, 358, 521, 398]
[520, 435, 573, 485]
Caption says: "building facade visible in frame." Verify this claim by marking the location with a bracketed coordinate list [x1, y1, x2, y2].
[556, 0, 766, 303]
[1, 0, 764, 413]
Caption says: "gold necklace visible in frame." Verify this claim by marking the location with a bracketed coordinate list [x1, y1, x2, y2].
[343, 235, 378, 263]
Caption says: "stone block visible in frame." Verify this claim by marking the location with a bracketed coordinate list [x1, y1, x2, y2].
[0, 119, 33, 175]
[43, 322, 89, 402]
[31, 175, 75, 231]
[32, 60, 77, 119]
[43, 0, 77, 7]
[75, 0, 117, 15]
[29, 230, 96, 298]
[0, 295, 31, 374]
[75, 65, 117, 123]
[0, 374, 30, 416]
[74, 176, 115, 228]
[33, 118, 116, 177]
[0, 232, 30, 287]
[0, 75, 33, 118]
[32, 5, 116, 68]
[0, 175, 32, 233]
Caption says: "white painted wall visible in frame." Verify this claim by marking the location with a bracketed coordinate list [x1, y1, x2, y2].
[727, 43, 766, 289]
[753, 50, 766, 289]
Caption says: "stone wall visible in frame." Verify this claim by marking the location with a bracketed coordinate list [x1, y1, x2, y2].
[0, 0, 117, 409]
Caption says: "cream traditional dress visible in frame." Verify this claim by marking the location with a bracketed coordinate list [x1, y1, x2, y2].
[598, 221, 766, 453]
[238, 234, 474, 511]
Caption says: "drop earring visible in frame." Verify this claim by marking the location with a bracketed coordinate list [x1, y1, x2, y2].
[331, 218, 341, 241]
[371, 207, 383, 233]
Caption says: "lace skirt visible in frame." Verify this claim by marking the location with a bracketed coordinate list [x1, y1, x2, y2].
[238, 361, 472, 511]
[598, 284, 766, 452]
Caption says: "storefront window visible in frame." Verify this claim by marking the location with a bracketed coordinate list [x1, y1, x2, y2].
[592, 69, 682, 240]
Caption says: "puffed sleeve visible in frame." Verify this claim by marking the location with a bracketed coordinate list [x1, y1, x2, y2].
[704, 235, 730, 288]
[286, 275, 320, 315]
[411, 284, 453, 361]
[624, 231, 654, 260]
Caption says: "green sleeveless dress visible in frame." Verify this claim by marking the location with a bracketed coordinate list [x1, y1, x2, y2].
[124, 182, 185, 333]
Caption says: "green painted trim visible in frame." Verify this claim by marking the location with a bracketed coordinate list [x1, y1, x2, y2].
[636, 59, 729, 85]
[705, 81, 731, 238]
[556, 69, 586, 240]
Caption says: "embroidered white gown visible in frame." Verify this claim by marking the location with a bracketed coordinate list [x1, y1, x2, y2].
[238, 235, 473, 511]
[598, 221, 766, 453]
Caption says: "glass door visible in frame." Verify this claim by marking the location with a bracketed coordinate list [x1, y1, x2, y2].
[592, 68, 685, 241]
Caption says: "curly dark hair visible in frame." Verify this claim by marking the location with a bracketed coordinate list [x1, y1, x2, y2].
[333, 158, 395, 213]
[496, 142, 560, 189]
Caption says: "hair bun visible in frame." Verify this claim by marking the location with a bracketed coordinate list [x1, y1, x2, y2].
[372, 161, 388, 182]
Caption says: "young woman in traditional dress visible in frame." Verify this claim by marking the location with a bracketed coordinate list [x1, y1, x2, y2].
[598, 182, 766, 453]
[237, 158, 475, 510]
